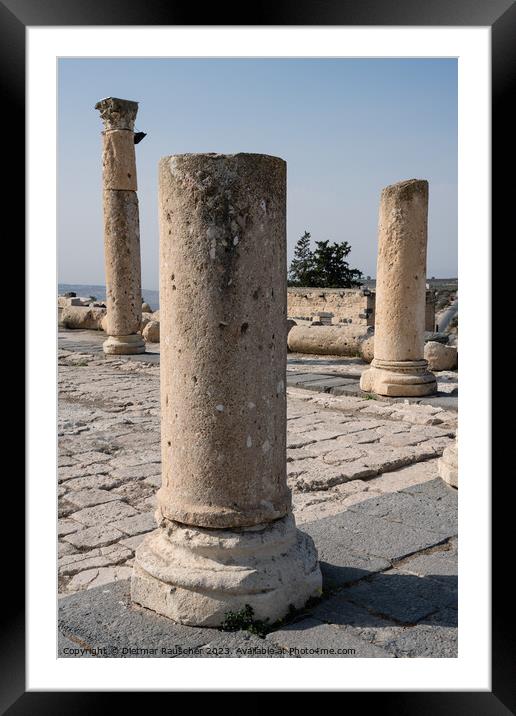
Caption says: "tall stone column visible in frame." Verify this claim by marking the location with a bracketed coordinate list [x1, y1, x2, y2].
[95, 97, 145, 355]
[132, 153, 321, 626]
[360, 179, 437, 396]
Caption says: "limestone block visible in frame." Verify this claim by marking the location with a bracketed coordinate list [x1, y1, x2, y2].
[287, 325, 371, 359]
[139, 312, 153, 331]
[60, 306, 106, 331]
[424, 341, 458, 371]
[142, 320, 160, 343]
[102, 130, 138, 191]
[438, 441, 458, 488]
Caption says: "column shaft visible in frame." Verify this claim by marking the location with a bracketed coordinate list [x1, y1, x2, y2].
[158, 153, 289, 529]
[360, 179, 436, 396]
[132, 153, 321, 626]
[95, 97, 145, 355]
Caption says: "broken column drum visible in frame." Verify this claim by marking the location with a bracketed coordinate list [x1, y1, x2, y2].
[95, 97, 145, 355]
[360, 179, 437, 397]
[438, 436, 458, 488]
[132, 153, 321, 626]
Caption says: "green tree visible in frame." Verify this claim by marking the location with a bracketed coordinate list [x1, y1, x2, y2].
[288, 232, 363, 288]
[311, 240, 363, 288]
[287, 231, 315, 286]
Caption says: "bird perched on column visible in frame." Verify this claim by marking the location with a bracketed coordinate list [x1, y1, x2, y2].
[134, 131, 147, 144]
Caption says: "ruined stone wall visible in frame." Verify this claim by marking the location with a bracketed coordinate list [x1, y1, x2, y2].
[287, 288, 375, 326]
[288, 288, 435, 331]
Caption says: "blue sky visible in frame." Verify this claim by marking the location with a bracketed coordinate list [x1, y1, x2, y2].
[58, 58, 457, 290]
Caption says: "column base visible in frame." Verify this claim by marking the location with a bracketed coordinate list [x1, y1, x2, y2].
[131, 514, 322, 627]
[438, 442, 458, 488]
[103, 334, 145, 355]
[360, 358, 437, 397]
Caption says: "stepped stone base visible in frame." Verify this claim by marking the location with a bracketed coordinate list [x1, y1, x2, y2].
[103, 334, 145, 355]
[360, 359, 437, 397]
[131, 514, 322, 627]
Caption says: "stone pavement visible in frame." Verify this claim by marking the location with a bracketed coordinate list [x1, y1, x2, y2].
[58, 328, 458, 657]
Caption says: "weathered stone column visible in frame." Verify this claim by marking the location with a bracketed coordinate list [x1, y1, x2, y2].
[132, 153, 321, 626]
[360, 179, 436, 396]
[438, 437, 458, 488]
[95, 97, 145, 354]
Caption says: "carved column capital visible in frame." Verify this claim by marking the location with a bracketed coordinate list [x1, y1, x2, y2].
[94, 97, 138, 131]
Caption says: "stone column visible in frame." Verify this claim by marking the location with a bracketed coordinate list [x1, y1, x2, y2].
[360, 179, 436, 396]
[132, 153, 321, 626]
[95, 97, 145, 354]
[438, 437, 458, 488]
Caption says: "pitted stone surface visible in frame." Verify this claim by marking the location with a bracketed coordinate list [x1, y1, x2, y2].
[438, 439, 458, 488]
[360, 180, 436, 396]
[96, 96, 144, 355]
[102, 130, 138, 191]
[102, 191, 143, 338]
[130, 153, 322, 626]
[156, 153, 289, 529]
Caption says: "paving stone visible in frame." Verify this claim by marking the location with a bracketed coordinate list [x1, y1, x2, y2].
[59, 544, 132, 576]
[289, 458, 360, 491]
[396, 538, 458, 582]
[267, 617, 393, 658]
[111, 511, 156, 536]
[66, 566, 134, 592]
[287, 373, 335, 385]
[347, 479, 457, 538]
[120, 533, 147, 551]
[287, 416, 327, 433]
[70, 500, 138, 526]
[110, 463, 162, 480]
[303, 506, 448, 574]
[63, 524, 125, 549]
[370, 607, 458, 657]
[58, 541, 78, 557]
[196, 632, 286, 658]
[323, 446, 369, 464]
[419, 396, 458, 411]
[58, 580, 217, 657]
[339, 568, 457, 624]
[301, 377, 359, 392]
[73, 451, 112, 466]
[58, 634, 95, 658]
[311, 589, 393, 630]
[366, 460, 439, 493]
[58, 518, 81, 536]
[110, 481, 155, 503]
[58, 463, 110, 482]
[63, 473, 125, 491]
[108, 450, 161, 469]
[66, 488, 121, 508]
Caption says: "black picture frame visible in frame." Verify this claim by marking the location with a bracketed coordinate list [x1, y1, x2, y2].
[7, 0, 512, 709]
